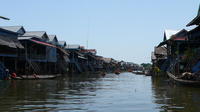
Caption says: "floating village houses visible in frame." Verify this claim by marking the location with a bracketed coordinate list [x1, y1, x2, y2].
[152, 5, 200, 81]
[0, 25, 134, 79]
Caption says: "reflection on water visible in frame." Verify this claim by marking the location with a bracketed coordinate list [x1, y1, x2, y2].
[152, 76, 200, 112]
[0, 73, 200, 112]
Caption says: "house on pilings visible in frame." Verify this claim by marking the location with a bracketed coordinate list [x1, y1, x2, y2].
[81, 49, 104, 72]
[57, 40, 70, 74]
[17, 30, 59, 75]
[154, 4, 200, 75]
[65, 44, 85, 73]
[0, 27, 24, 79]
[100, 58, 118, 72]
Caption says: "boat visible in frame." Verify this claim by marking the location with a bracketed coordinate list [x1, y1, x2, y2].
[145, 71, 151, 76]
[13, 74, 61, 80]
[115, 71, 120, 75]
[114, 69, 121, 75]
[167, 72, 200, 85]
[132, 70, 145, 75]
[128, 69, 133, 72]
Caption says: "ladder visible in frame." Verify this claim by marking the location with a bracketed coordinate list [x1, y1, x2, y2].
[26, 59, 40, 74]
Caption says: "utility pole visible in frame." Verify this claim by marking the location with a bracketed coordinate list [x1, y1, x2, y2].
[86, 17, 90, 49]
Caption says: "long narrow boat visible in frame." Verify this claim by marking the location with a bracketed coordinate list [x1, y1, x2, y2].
[13, 74, 61, 80]
[132, 70, 145, 75]
[167, 72, 200, 85]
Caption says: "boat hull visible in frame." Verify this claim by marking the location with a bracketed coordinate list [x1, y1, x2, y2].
[167, 72, 200, 86]
[13, 74, 61, 80]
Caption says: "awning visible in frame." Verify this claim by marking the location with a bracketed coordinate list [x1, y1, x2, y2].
[78, 55, 87, 60]
[57, 47, 69, 55]
[0, 35, 24, 49]
[30, 39, 56, 48]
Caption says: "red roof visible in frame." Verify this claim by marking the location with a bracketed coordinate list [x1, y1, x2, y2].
[82, 49, 97, 54]
[173, 37, 187, 41]
[30, 39, 56, 48]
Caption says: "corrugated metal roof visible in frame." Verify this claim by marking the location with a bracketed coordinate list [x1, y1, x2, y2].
[65, 44, 80, 49]
[187, 15, 200, 26]
[151, 52, 156, 60]
[0, 26, 24, 33]
[23, 31, 46, 38]
[18, 36, 33, 40]
[0, 27, 19, 36]
[58, 41, 66, 46]
[164, 29, 180, 41]
[154, 47, 167, 55]
[48, 35, 57, 41]
[187, 4, 200, 26]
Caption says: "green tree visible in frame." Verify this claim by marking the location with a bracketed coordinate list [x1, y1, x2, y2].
[141, 63, 152, 70]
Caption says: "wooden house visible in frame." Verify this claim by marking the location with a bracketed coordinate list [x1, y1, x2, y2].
[17, 31, 59, 75]
[65, 44, 86, 73]
[0, 28, 24, 79]
[81, 49, 102, 72]
[23, 31, 49, 42]
[157, 29, 189, 73]
[101, 58, 115, 72]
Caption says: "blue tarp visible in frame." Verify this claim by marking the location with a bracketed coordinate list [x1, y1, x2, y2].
[46, 46, 57, 62]
[0, 62, 9, 80]
[192, 61, 200, 73]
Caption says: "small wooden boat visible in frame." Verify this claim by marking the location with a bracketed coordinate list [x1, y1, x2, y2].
[115, 72, 120, 75]
[167, 72, 200, 85]
[128, 69, 133, 72]
[132, 70, 145, 75]
[114, 69, 121, 75]
[14, 74, 61, 80]
[100, 72, 106, 77]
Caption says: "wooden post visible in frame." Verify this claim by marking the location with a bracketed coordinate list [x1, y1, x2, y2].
[25, 41, 28, 76]
[15, 59, 17, 72]
[55, 62, 56, 74]
[177, 42, 180, 75]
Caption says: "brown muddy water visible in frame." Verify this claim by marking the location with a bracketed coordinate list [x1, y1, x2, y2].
[0, 72, 200, 112]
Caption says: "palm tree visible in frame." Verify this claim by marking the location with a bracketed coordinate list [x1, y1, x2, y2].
[0, 16, 10, 20]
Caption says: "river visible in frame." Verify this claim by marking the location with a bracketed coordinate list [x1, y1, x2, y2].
[0, 72, 200, 112]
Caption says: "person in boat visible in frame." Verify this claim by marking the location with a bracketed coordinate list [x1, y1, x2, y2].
[33, 73, 39, 79]
[4, 69, 10, 80]
[11, 72, 17, 79]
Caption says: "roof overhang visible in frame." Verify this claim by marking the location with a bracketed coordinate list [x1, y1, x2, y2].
[187, 15, 200, 26]
[0, 35, 24, 49]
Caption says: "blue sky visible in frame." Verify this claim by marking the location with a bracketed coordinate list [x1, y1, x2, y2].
[0, 0, 199, 64]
